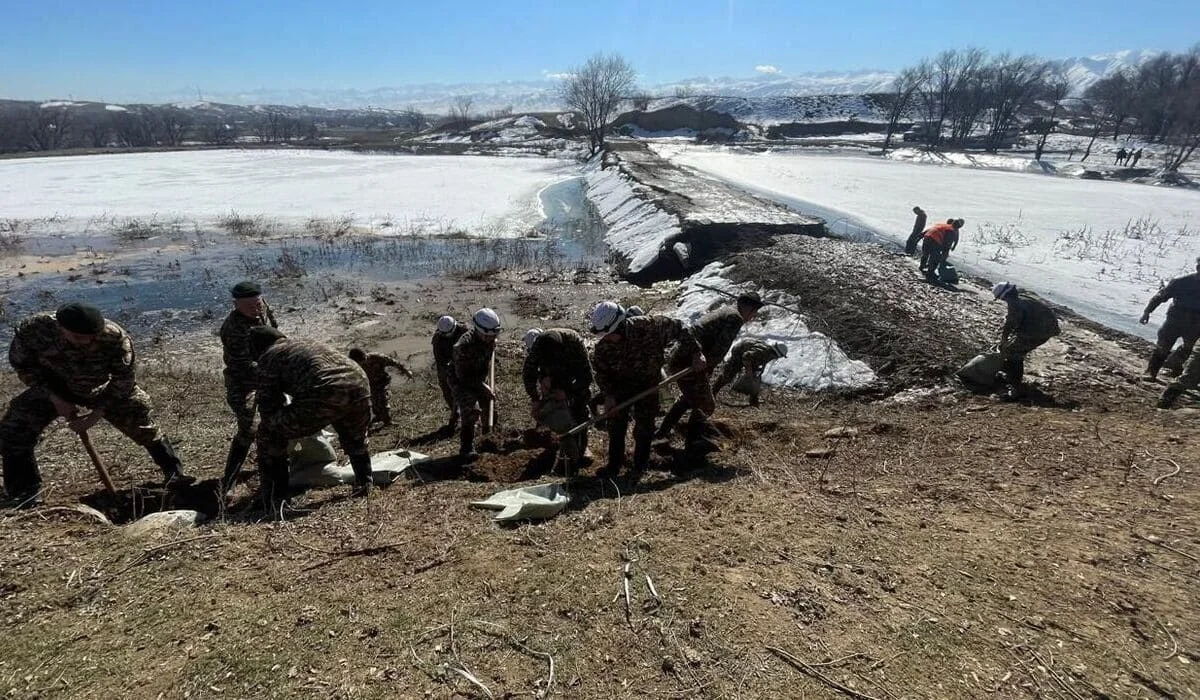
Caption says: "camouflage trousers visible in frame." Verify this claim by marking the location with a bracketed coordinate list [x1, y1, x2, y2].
[603, 381, 660, 468]
[369, 380, 391, 423]
[535, 390, 590, 465]
[672, 367, 717, 417]
[256, 388, 372, 465]
[1, 385, 162, 494]
[455, 386, 495, 431]
[436, 366, 456, 413]
[1168, 345, 1200, 394]
[1151, 308, 1200, 374]
[225, 382, 258, 449]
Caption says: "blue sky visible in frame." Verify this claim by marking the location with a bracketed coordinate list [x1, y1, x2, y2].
[2, 0, 1197, 101]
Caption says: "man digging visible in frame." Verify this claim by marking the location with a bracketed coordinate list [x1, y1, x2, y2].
[453, 308, 502, 461]
[522, 327, 594, 478]
[992, 282, 1060, 401]
[219, 280, 279, 492]
[431, 315, 469, 430]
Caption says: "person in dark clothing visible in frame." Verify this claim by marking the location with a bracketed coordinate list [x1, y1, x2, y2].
[1115, 147, 1128, 165]
[1141, 257, 1200, 380]
[347, 348, 413, 426]
[219, 281, 278, 490]
[1131, 148, 1143, 167]
[431, 315, 469, 429]
[992, 282, 1060, 400]
[522, 328, 593, 476]
[905, 206, 927, 256]
[453, 308, 502, 460]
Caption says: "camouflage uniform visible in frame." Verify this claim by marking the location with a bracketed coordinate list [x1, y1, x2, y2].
[1000, 293, 1060, 387]
[523, 329, 593, 469]
[665, 306, 744, 421]
[432, 322, 469, 420]
[453, 331, 496, 433]
[220, 302, 278, 449]
[352, 352, 410, 424]
[712, 338, 784, 402]
[1144, 273, 1200, 378]
[593, 314, 698, 471]
[1, 314, 176, 498]
[1166, 347, 1200, 402]
[254, 339, 372, 496]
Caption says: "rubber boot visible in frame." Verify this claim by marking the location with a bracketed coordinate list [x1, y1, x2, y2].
[258, 455, 290, 516]
[685, 414, 719, 457]
[599, 425, 626, 477]
[1158, 386, 1184, 409]
[1, 451, 41, 509]
[1146, 348, 1170, 380]
[222, 440, 252, 493]
[632, 430, 653, 473]
[349, 453, 373, 497]
[459, 423, 478, 461]
[147, 439, 193, 487]
[656, 400, 687, 440]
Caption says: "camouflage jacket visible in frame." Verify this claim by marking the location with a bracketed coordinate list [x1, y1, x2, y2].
[1003, 293, 1060, 340]
[671, 305, 743, 369]
[354, 352, 410, 386]
[592, 314, 698, 395]
[522, 328, 592, 400]
[9, 313, 137, 407]
[432, 323, 469, 369]
[254, 339, 369, 416]
[453, 331, 494, 394]
[220, 302, 278, 387]
[731, 338, 781, 369]
[1148, 272, 1200, 314]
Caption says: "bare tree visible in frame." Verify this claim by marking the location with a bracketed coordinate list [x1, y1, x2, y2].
[558, 52, 637, 156]
[1161, 48, 1200, 171]
[449, 95, 474, 121]
[882, 63, 930, 152]
[26, 106, 73, 151]
[982, 54, 1049, 152]
[1034, 74, 1070, 161]
[921, 48, 987, 149]
[1084, 70, 1137, 140]
[157, 107, 191, 146]
[397, 106, 425, 132]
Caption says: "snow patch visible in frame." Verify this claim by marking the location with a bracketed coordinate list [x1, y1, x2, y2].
[675, 263, 875, 391]
[104, 104, 128, 112]
[582, 161, 682, 274]
[39, 101, 81, 109]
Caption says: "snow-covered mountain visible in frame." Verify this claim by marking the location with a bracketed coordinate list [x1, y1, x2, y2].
[49, 50, 1164, 113]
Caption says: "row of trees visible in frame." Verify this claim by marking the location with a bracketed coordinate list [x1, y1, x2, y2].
[881, 46, 1200, 171]
[0, 104, 321, 153]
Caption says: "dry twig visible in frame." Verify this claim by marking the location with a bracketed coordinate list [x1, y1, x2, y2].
[1151, 457, 1181, 486]
[766, 646, 881, 700]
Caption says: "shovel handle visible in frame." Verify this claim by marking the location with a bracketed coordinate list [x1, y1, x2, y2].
[566, 368, 693, 437]
[78, 430, 117, 494]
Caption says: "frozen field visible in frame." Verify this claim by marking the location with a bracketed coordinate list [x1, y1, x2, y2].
[654, 144, 1200, 339]
[0, 150, 579, 236]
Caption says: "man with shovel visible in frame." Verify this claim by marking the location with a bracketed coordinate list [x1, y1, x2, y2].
[453, 308, 502, 460]
[219, 280, 278, 491]
[522, 327, 593, 477]
[590, 301, 702, 478]
[1, 303, 191, 509]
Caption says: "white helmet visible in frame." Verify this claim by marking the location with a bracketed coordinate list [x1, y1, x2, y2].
[522, 328, 544, 350]
[773, 342, 788, 358]
[992, 282, 1017, 300]
[626, 305, 645, 317]
[472, 307, 502, 335]
[436, 315, 457, 334]
[590, 301, 626, 336]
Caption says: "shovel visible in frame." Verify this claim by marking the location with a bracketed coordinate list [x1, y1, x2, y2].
[565, 368, 692, 438]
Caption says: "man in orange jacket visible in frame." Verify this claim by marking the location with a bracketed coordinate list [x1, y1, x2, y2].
[920, 218, 963, 283]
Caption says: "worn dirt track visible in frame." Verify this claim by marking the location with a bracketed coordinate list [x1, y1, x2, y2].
[2, 259, 1199, 699]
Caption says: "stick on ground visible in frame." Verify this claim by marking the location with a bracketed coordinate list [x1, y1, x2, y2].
[766, 646, 881, 700]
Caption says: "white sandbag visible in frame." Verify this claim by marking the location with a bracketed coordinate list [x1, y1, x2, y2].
[957, 352, 1003, 387]
[290, 449, 430, 488]
[124, 509, 206, 538]
[471, 483, 570, 522]
[289, 429, 338, 471]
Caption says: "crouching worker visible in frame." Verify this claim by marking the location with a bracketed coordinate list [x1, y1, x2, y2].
[248, 327, 373, 510]
[523, 328, 593, 477]
[712, 339, 789, 406]
[992, 282, 1059, 400]
[1, 303, 191, 509]
[348, 348, 413, 427]
[454, 308, 502, 460]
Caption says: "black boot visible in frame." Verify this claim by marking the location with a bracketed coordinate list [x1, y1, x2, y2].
[600, 425, 626, 477]
[222, 440, 252, 493]
[1147, 349, 1170, 379]
[258, 455, 290, 516]
[147, 439, 193, 487]
[349, 453, 373, 497]
[632, 431, 653, 473]
[656, 400, 687, 440]
[459, 423, 478, 461]
[1, 451, 42, 509]
[1158, 387, 1184, 409]
[685, 414, 720, 457]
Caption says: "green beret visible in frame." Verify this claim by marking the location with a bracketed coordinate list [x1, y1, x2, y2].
[55, 302, 106, 334]
[230, 281, 263, 299]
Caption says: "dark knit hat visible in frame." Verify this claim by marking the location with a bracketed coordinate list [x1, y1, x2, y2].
[230, 280, 263, 299]
[247, 326, 286, 358]
[736, 291, 764, 309]
[55, 302, 105, 334]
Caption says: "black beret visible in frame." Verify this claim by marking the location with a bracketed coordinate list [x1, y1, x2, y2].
[230, 281, 263, 299]
[247, 326, 286, 358]
[736, 291, 764, 309]
[55, 302, 106, 334]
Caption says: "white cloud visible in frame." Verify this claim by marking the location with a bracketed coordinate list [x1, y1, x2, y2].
[541, 70, 573, 80]
[755, 65, 781, 74]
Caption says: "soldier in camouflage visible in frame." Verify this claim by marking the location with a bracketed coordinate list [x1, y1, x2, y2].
[248, 327, 373, 508]
[219, 280, 278, 491]
[432, 316, 469, 429]
[1, 303, 190, 509]
[1160, 343, 1200, 408]
[590, 301, 702, 476]
[658, 292, 763, 447]
[453, 308, 502, 459]
[712, 338, 789, 405]
[992, 283, 1060, 400]
[348, 348, 413, 426]
[522, 327, 593, 475]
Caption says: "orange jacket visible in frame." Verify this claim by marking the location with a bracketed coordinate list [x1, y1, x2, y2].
[922, 222, 956, 246]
